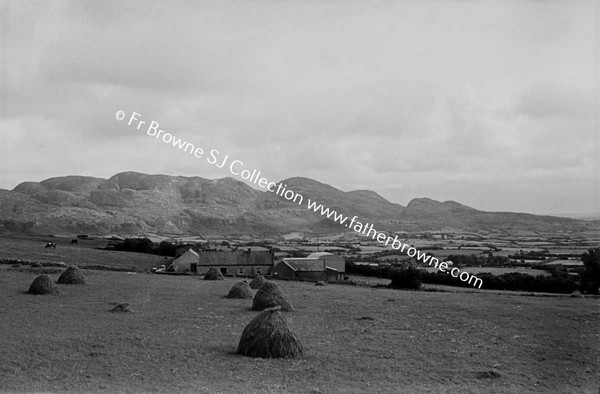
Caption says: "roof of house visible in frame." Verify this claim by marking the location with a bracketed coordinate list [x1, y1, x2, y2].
[281, 258, 325, 272]
[199, 250, 273, 266]
[306, 252, 333, 259]
[185, 249, 199, 257]
[173, 249, 199, 262]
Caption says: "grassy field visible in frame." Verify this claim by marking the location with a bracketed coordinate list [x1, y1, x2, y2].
[0, 235, 168, 271]
[0, 266, 598, 393]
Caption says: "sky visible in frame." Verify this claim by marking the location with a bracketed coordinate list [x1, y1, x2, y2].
[0, 0, 598, 215]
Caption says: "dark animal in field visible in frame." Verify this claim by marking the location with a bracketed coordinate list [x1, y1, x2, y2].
[45, 242, 56, 249]
[71, 239, 78, 244]
[111, 303, 131, 313]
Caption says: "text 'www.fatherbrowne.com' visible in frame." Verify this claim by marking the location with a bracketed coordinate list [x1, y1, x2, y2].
[116, 109, 483, 288]
[304, 200, 483, 288]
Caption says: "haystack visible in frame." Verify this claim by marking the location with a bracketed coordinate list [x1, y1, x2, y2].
[237, 307, 303, 358]
[227, 281, 254, 299]
[204, 267, 224, 280]
[57, 266, 86, 285]
[251, 282, 293, 311]
[249, 275, 267, 289]
[570, 290, 585, 298]
[28, 274, 59, 295]
[314, 280, 326, 286]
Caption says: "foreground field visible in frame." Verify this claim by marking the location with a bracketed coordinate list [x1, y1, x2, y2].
[0, 267, 597, 393]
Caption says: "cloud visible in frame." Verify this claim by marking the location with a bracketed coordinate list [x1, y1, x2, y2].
[0, 0, 597, 215]
[515, 83, 593, 119]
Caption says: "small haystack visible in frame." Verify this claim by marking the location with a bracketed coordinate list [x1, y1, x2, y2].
[28, 274, 59, 295]
[314, 280, 326, 286]
[111, 303, 131, 313]
[237, 307, 303, 358]
[570, 290, 585, 298]
[249, 275, 267, 289]
[227, 281, 254, 299]
[251, 282, 293, 311]
[204, 267, 224, 280]
[57, 266, 86, 285]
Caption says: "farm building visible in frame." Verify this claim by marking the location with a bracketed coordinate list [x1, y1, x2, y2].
[172, 249, 200, 273]
[272, 252, 345, 282]
[171, 248, 274, 275]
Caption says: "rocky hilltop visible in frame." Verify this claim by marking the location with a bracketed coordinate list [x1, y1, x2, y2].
[0, 172, 595, 237]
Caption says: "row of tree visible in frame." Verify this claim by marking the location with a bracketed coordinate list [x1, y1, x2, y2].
[108, 238, 179, 256]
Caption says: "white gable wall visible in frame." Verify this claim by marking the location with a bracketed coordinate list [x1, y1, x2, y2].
[172, 249, 199, 272]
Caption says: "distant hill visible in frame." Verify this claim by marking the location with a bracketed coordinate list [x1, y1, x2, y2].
[0, 171, 596, 237]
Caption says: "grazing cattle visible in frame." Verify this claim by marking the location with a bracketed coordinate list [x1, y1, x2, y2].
[71, 239, 78, 244]
[45, 242, 56, 249]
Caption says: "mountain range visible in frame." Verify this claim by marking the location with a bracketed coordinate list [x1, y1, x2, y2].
[0, 171, 596, 237]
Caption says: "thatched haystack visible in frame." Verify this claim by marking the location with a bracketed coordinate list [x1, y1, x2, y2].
[111, 303, 131, 313]
[251, 282, 293, 311]
[237, 307, 303, 358]
[570, 290, 585, 298]
[57, 266, 86, 285]
[249, 275, 267, 289]
[204, 267, 224, 280]
[28, 274, 59, 295]
[227, 281, 254, 299]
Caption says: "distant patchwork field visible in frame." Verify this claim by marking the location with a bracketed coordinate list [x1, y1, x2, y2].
[421, 267, 551, 277]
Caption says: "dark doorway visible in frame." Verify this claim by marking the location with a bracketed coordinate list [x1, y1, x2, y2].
[220, 267, 227, 275]
[190, 263, 197, 273]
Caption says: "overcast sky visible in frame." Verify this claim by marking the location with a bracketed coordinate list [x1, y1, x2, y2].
[0, 0, 597, 215]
